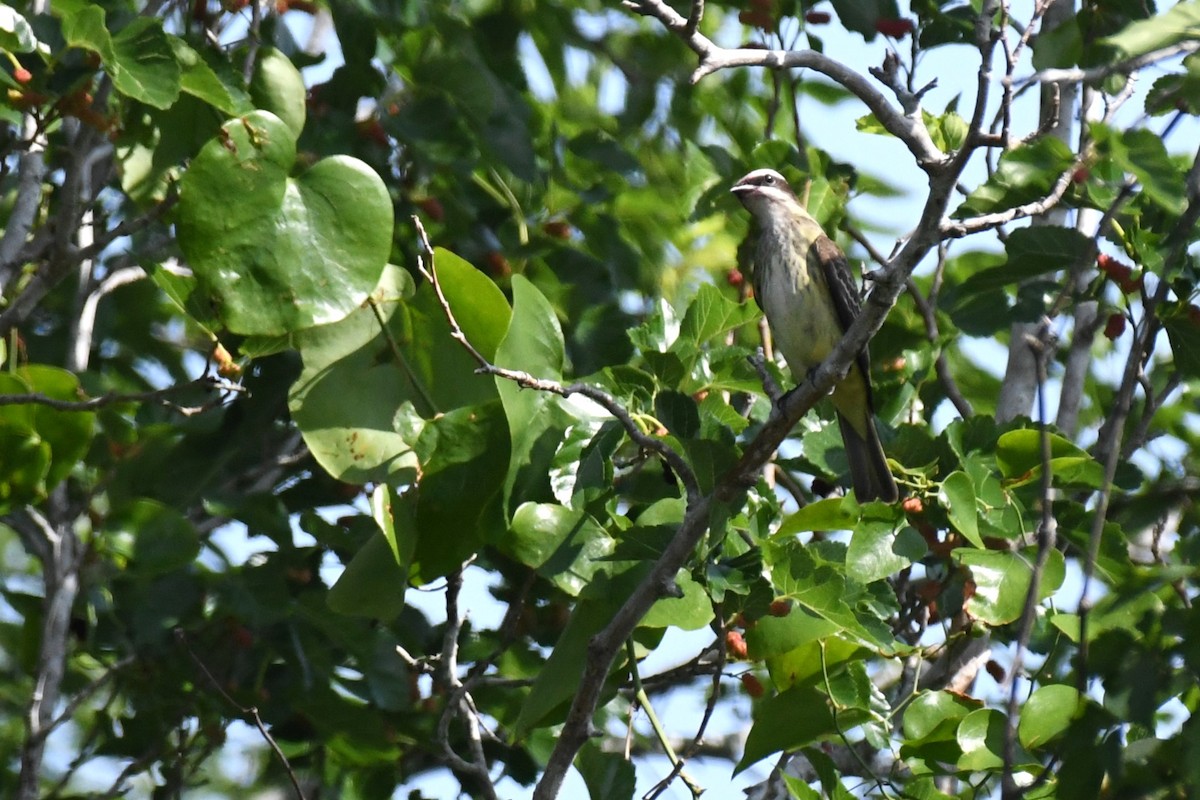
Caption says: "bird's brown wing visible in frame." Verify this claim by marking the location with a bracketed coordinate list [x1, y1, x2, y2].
[811, 235, 874, 398]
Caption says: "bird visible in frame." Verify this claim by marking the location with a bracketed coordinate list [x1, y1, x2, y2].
[731, 167, 898, 503]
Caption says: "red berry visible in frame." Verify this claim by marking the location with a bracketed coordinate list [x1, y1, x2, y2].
[231, 626, 255, 649]
[542, 220, 572, 239]
[1097, 253, 1133, 283]
[768, 599, 792, 617]
[874, 17, 914, 37]
[725, 630, 749, 660]
[741, 673, 765, 698]
[415, 197, 445, 223]
[355, 118, 388, 147]
[13, 67, 31, 84]
[1071, 166, 1090, 184]
[738, 8, 774, 29]
[726, 268, 745, 287]
[1117, 273, 1143, 295]
[483, 251, 511, 277]
[902, 496, 923, 514]
[1103, 313, 1126, 340]
[805, 10, 831, 23]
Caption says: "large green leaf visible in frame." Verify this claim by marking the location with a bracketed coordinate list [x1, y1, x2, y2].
[495, 276, 577, 515]
[957, 547, 1065, 625]
[177, 111, 392, 336]
[288, 265, 422, 484]
[170, 36, 253, 116]
[953, 137, 1075, 218]
[289, 252, 512, 484]
[738, 684, 867, 772]
[327, 532, 408, 621]
[64, 7, 181, 108]
[1103, 1, 1200, 58]
[410, 401, 510, 582]
[503, 503, 614, 596]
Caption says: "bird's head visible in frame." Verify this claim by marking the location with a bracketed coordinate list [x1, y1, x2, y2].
[731, 168, 802, 224]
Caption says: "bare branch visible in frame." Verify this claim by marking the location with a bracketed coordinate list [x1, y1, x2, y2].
[0, 375, 246, 415]
[14, 503, 83, 800]
[0, 194, 178, 338]
[0, 114, 47, 294]
[435, 563, 500, 799]
[1001, 324, 1059, 798]
[1022, 40, 1200, 87]
[621, 0, 948, 170]
[940, 164, 1076, 238]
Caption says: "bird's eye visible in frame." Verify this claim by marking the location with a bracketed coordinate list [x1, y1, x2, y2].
[763, 174, 775, 185]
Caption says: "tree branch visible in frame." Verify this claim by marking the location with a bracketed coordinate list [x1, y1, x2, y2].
[621, 0, 948, 170]
[0, 375, 246, 414]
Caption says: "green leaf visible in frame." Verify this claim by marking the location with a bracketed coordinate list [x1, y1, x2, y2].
[767, 540, 897, 651]
[109, 18, 181, 109]
[576, 744, 636, 800]
[957, 547, 1065, 625]
[827, 0, 902, 40]
[1164, 313, 1200, 379]
[178, 111, 393, 336]
[411, 401, 509, 581]
[372, 484, 415, 580]
[675, 283, 758, 349]
[641, 570, 714, 630]
[1049, 588, 1162, 642]
[996, 428, 1104, 488]
[777, 497, 858, 537]
[1114, 126, 1186, 213]
[1103, 1, 1200, 59]
[953, 137, 1075, 218]
[846, 517, 912, 583]
[327, 532, 407, 621]
[250, 47, 306, 135]
[746, 608, 842, 661]
[496, 276, 576, 514]
[1019, 685, 1083, 749]
[0, 5, 44, 54]
[958, 226, 1093, 295]
[504, 503, 614, 596]
[922, 108, 968, 152]
[738, 684, 866, 772]
[939, 470, 983, 548]
[1032, 18, 1082, 70]
[516, 598, 621, 735]
[106, 499, 199, 576]
[289, 267, 424, 484]
[957, 708, 1007, 771]
[66, 8, 181, 109]
[171, 36, 253, 116]
[902, 690, 980, 741]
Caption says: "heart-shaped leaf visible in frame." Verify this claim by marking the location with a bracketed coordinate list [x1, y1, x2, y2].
[177, 110, 392, 336]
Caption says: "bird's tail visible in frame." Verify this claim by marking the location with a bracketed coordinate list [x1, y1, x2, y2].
[836, 412, 899, 503]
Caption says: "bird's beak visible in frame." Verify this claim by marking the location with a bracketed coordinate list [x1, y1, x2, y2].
[730, 183, 752, 195]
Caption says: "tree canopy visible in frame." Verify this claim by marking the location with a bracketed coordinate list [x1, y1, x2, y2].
[2, 0, 1200, 798]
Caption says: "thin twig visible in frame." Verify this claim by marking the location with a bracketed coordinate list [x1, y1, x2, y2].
[434, 563, 499, 799]
[0, 375, 245, 414]
[411, 216, 702, 505]
[1001, 323, 1058, 798]
[175, 628, 308, 800]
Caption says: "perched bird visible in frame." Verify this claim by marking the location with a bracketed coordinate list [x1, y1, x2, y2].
[732, 168, 898, 503]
